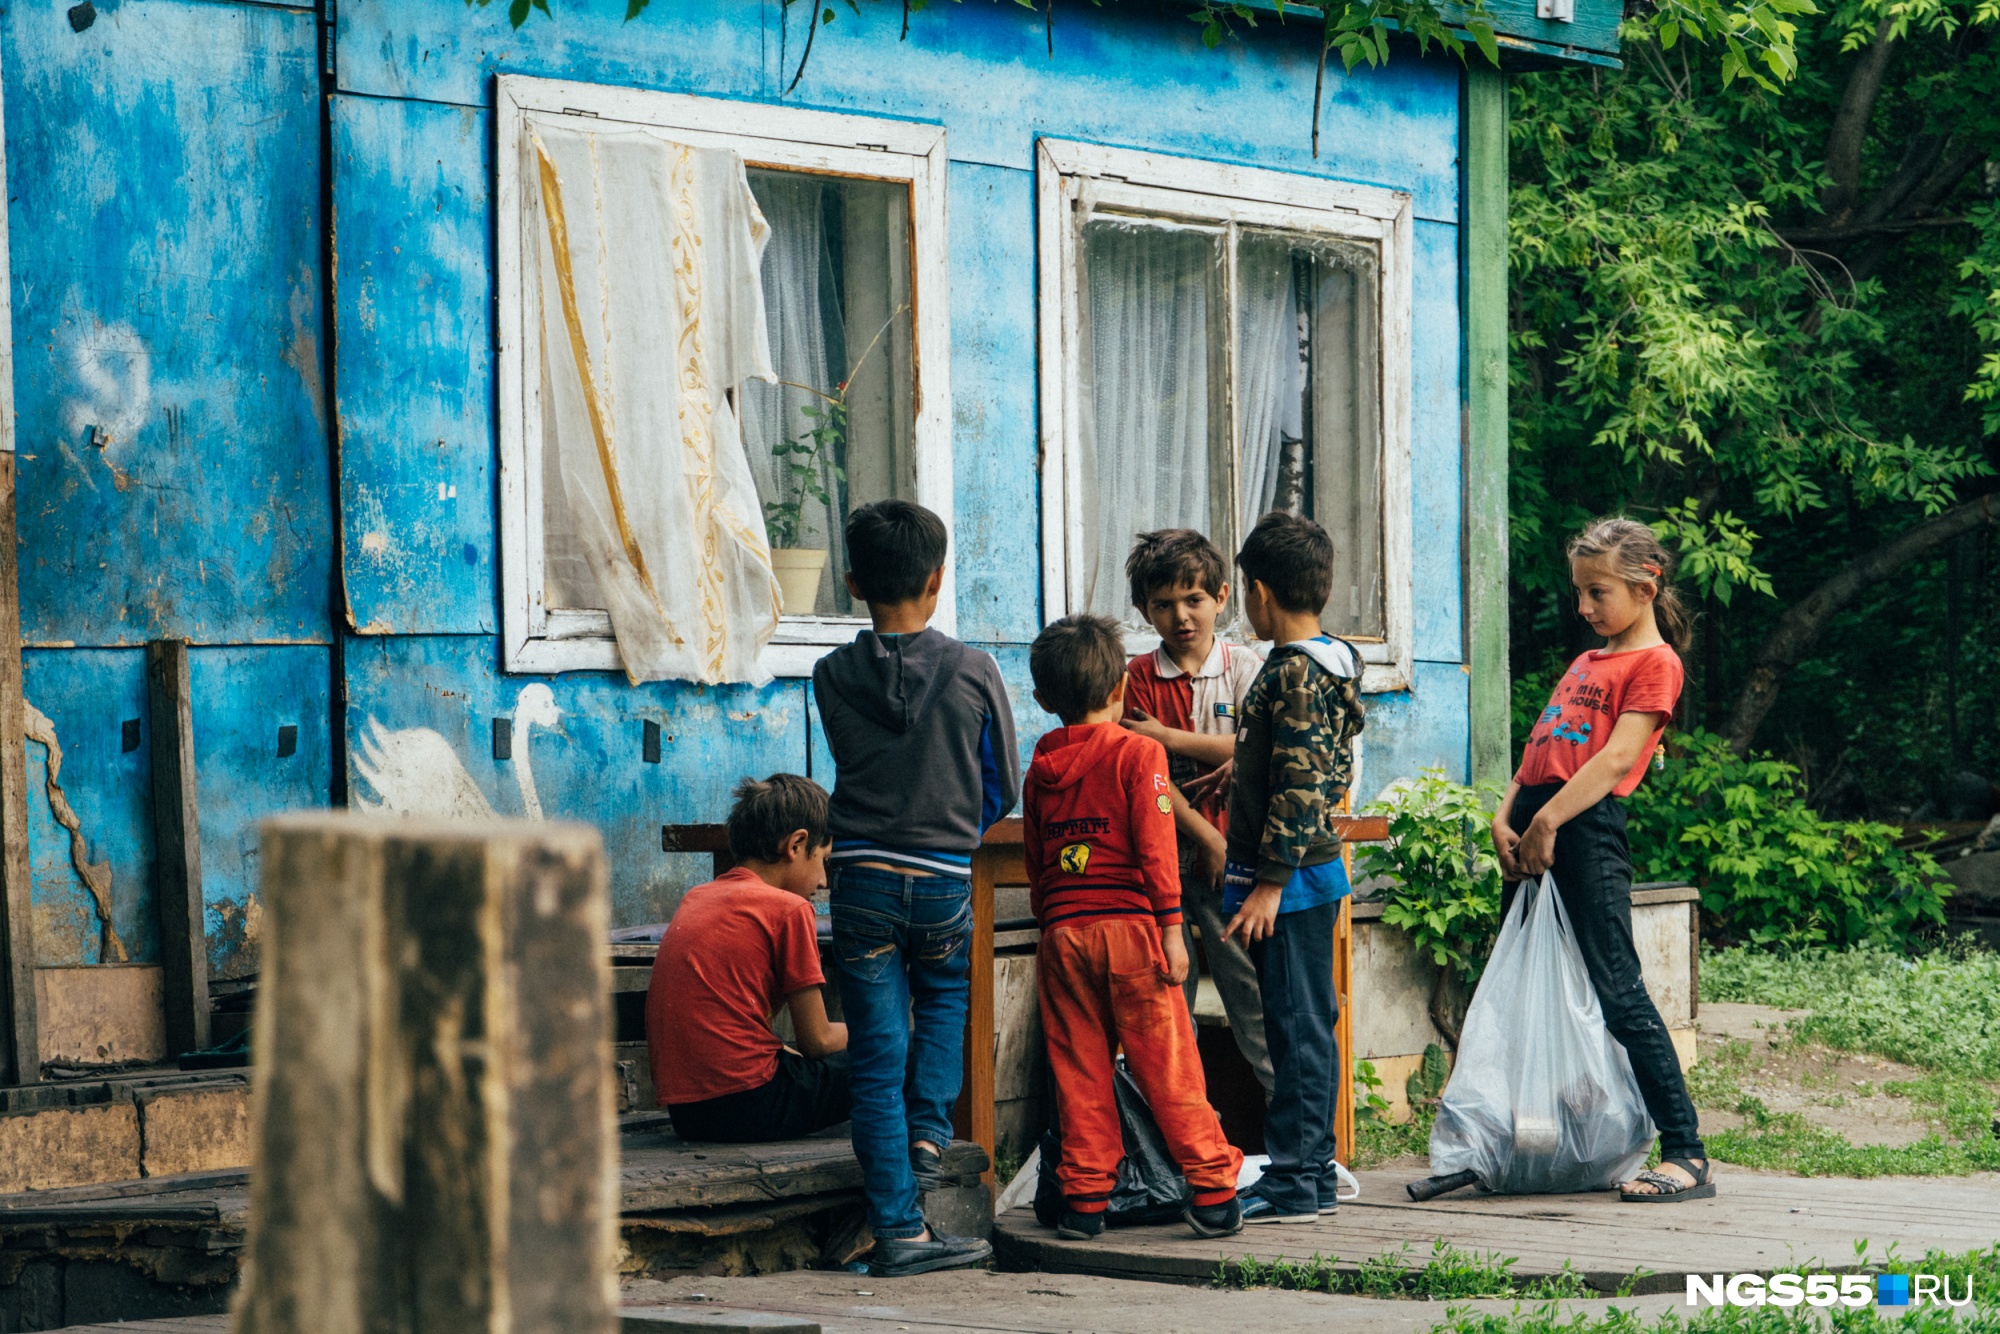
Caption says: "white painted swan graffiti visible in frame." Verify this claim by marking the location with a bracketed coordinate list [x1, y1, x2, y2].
[352, 684, 564, 820]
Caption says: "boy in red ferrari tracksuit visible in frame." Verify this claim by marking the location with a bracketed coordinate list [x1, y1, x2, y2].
[1024, 614, 1244, 1241]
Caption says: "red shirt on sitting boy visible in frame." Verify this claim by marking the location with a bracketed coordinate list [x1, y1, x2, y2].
[647, 774, 850, 1144]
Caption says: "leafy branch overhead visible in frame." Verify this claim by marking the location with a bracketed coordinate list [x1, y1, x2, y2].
[463, 0, 1814, 149]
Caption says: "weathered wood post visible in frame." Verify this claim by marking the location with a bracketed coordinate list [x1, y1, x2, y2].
[235, 813, 618, 1334]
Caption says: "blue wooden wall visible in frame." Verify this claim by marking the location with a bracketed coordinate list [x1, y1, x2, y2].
[6, 0, 1474, 982]
[5, 1, 330, 978]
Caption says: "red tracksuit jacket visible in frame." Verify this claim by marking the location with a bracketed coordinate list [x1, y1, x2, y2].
[1024, 723, 1182, 933]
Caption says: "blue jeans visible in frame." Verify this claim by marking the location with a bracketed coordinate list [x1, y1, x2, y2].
[829, 866, 972, 1239]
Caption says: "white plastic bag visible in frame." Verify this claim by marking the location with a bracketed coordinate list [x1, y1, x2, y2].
[1428, 871, 1654, 1194]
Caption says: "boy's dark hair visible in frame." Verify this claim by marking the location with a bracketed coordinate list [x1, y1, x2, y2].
[1030, 614, 1128, 725]
[1236, 511, 1334, 616]
[1125, 528, 1227, 610]
[726, 773, 831, 863]
[844, 499, 948, 604]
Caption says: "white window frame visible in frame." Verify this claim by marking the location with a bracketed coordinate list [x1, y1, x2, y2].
[495, 75, 954, 678]
[1034, 139, 1415, 694]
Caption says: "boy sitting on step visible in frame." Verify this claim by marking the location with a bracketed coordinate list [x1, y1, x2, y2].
[648, 774, 850, 1144]
[1025, 613, 1245, 1242]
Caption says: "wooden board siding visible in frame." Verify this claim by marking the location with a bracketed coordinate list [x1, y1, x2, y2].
[4, 1, 330, 646]
[2, 0, 333, 987]
[0, 0, 1536, 1035]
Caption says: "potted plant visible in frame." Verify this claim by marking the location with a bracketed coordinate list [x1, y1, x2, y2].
[763, 394, 846, 616]
[764, 305, 906, 616]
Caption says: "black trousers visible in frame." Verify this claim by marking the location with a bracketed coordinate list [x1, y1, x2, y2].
[1506, 784, 1705, 1161]
[668, 1049, 853, 1144]
[1248, 899, 1340, 1214]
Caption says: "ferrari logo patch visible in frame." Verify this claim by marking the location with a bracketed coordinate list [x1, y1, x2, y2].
[1060, 843, 1091, 875]
[1156, 794, 1173, 815]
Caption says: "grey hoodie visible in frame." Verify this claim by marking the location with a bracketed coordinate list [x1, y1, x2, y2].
[812, 628, 1021, 865]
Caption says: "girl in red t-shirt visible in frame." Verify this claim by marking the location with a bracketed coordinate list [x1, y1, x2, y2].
[1491, 517, 1713, 1204]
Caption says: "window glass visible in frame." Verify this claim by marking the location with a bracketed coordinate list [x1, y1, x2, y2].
[541, 167, 916, 619]
[741, 169, 915, 616]
[1077, 217, 1227, 622]
[1236, 231, 1384, 640]
[1071, 215, 1384, 638]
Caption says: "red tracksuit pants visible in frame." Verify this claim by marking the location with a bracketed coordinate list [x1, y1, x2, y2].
[1038, 918, 1244, 1212]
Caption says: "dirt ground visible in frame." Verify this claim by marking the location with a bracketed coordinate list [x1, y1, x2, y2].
[1690, 1001, 1973, 1145]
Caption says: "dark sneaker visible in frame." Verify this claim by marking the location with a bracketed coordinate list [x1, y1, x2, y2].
[1055, 1208, 1106, 1240]
[910, 1143, 945, 1193]
[1239, 1191, 1317, 1225]
[870, 1229, 993, 1277]
[1185, 1197, 1243, 1238]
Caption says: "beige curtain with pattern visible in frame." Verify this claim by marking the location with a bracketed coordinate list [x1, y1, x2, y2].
[528, 117, 783, 685]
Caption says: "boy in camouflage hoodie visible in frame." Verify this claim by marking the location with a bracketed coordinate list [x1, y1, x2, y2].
[1221, 512, 1366, 1225]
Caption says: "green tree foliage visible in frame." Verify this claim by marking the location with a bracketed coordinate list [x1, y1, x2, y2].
[1624, 730, 1950, 945]
[1509, 0, 2000, 807]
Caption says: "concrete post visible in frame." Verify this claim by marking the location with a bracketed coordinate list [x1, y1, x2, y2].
[235, 813, 617, 1334]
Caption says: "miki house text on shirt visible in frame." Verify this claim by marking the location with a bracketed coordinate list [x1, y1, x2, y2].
[1686, 1273, 1974, 1308]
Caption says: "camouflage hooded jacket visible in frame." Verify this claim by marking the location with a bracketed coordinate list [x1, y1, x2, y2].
[1223, 639, 1367, 886]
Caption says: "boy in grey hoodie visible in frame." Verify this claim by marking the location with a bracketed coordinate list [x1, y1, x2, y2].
[811, 500, 1020, 1277]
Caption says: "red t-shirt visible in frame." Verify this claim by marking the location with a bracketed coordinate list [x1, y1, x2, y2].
[1123, 642, 1263, 856]
[1516, 643, 1683, 798]
[646, 868, 824, 1105]
[1024, 723, 1183, 934]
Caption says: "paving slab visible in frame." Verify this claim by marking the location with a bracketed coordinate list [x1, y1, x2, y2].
[992, 1167, 2000, 1292]
[622, 1270, 1689, 1334]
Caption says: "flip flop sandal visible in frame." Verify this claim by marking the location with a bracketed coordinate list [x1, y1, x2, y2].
[1620, 1157, 1716, 1203]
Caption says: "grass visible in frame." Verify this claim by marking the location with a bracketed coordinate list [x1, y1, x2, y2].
[1216, 1237, 1608, 1300]
[1419, 1245, 2000, 1334]
[1702, 942, 2000, 1080]
[1694, 943, 2000, 1175]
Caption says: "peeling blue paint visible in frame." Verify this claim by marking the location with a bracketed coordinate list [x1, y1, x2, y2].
[188, 647, 331, 978]
[5, 0, 1485, 999]
[21, 650, 155, 968]
[4, 0, 329, 647]
[344, 635, 808, 927]
[333, 93, 497, 636]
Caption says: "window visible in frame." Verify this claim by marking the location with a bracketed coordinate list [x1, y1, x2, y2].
[1036, 141, 1413, 692]
[497, 77, 952, 677]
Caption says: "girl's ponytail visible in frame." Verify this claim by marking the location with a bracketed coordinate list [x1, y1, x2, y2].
[1567, 518, 1693, 656]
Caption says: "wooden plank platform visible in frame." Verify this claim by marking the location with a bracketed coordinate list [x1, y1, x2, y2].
[992, 1167, 2000, 1292]
[0, 1128, 984, 1228]
[620, 1126, 987, 1213]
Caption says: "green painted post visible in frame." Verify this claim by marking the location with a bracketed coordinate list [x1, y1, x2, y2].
[1464, 66, 1511, 787]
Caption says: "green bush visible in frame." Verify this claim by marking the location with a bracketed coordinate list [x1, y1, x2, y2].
[1359, 768, 1505, 986]
[1624, 731, 1949, 949]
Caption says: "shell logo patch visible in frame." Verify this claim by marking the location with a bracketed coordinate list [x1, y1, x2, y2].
[1060, 843, 1091, 875]
[1156, 794, 1173, 815]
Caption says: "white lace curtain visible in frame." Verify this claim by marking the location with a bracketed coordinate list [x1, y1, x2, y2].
[738, 174, 850, 611]
[529, 118, 783, 685]
[1077, 218, 1220, 622]
[1236, 235, 1307, 536]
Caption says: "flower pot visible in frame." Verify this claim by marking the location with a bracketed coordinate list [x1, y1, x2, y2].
[770, 547, 828, 616]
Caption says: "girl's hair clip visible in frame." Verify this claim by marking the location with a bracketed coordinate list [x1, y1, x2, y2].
[1641, 563, 1662, 577]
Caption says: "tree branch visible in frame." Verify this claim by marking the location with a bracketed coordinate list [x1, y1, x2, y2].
[1779, 215, 1971, 243]
[1850, 132, 1946, 229]
[1820, 19, 1899, 224]
[1722, 493, 2000, 752]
